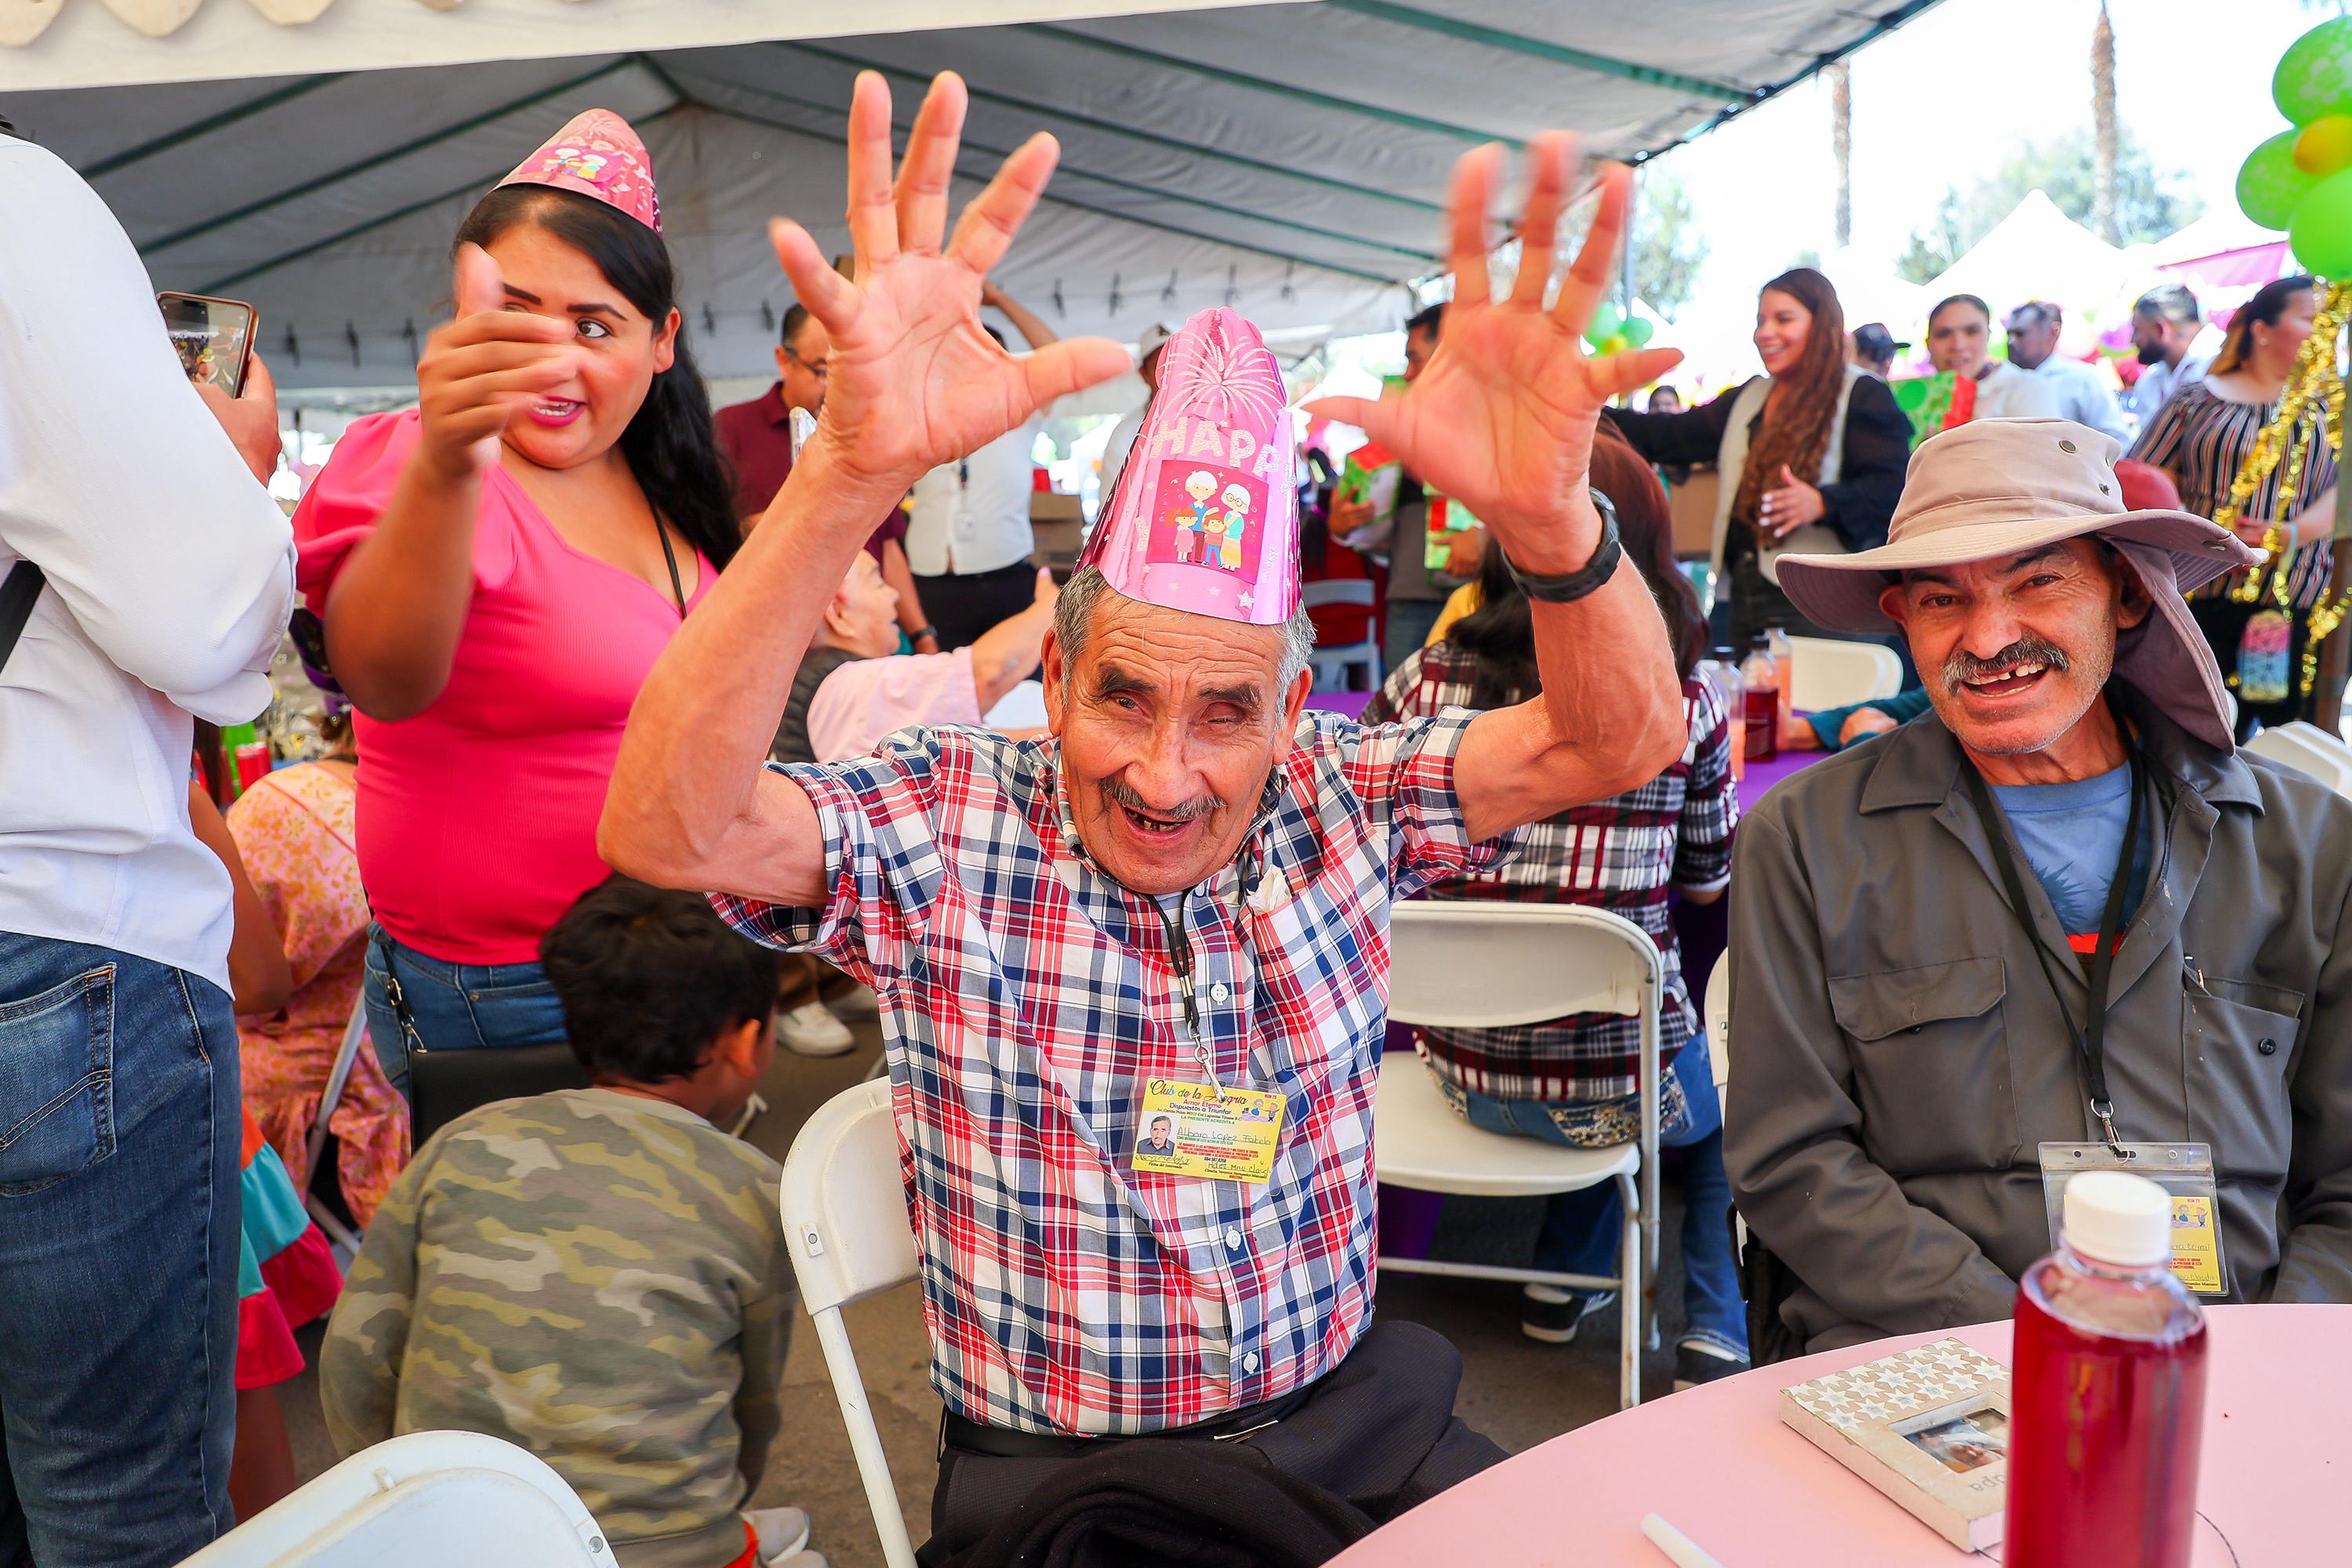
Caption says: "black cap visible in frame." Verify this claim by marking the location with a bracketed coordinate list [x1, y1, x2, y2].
[1853, 322, 1910, 360]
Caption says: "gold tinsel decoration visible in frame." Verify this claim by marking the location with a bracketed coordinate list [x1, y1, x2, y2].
[2209, 280, 2352, 696]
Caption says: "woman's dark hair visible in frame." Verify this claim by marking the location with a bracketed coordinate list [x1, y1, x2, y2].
[2208, 274, 2317, 379]
[539, 874, 786, 1083]
[454, 187, 739, 572]
[1927, 293, 1993, 332]
[193, 719, 227, 806]
[1734, 267, 1847, 538]
[1451, 429, 1704, 709]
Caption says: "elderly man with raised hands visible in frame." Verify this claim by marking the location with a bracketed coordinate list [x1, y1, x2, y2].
[601, 70, 1686, 1551]
[1727, 417, 2352, 1358]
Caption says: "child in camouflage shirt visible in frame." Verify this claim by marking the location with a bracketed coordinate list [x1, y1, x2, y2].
[321, 877, 817, 1568]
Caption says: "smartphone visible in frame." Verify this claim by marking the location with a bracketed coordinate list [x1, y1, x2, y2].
[788, 405, 817, 463]
[158, 292, 258, 398]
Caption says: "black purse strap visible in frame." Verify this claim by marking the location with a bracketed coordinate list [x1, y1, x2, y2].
[0, 560, 45, 674]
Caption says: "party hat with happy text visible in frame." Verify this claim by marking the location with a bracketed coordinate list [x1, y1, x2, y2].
[1078, 307, 1299, 624]
[495, 108, 662, 234]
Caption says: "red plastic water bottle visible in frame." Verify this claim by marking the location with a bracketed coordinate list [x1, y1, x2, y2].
[2005, 1171, 2208, 1567]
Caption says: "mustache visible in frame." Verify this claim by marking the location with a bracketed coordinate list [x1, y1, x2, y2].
[1101, 775, 1225, 822]
[1944, 634, 2071, 694]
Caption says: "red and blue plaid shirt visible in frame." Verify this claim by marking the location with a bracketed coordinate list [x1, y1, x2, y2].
[714, 710, 1523, 1436]
[1365, 652, 1737, 1103]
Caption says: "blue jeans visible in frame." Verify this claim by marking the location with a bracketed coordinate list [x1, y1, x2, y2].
[362, 924, 566, 1099]
[0, 934, 240, 1566]
[1384, 597, 1445, 673]
[1456, 1032, 1748, 1360]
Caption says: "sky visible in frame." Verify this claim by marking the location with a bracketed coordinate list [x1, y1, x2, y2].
[1658, 0, 2330, 309]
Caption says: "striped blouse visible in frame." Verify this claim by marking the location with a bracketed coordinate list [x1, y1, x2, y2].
[2129, 379, 2338, 608]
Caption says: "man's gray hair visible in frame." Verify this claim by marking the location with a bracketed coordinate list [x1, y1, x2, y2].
[1054, 565, 1315, 691]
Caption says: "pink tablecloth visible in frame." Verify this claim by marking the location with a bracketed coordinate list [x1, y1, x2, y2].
[1333, 1305, 2342, 1567]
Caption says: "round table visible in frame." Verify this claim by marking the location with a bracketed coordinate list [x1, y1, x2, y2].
[1330, 1305, 2343, 1566]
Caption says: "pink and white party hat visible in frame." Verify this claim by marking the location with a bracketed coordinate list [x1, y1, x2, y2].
[1079, 307, 1298, 625]
[495, 108, 662, 234]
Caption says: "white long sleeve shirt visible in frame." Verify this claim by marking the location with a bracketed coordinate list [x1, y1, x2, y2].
[1, 136, 296, 992]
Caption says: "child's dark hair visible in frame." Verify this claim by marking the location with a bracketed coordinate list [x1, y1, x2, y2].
[453, 186, 739, 573]
[539, 875, 785, 1083]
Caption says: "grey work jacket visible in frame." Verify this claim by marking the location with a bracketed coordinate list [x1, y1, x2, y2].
[1726, 691, 2352, 1352]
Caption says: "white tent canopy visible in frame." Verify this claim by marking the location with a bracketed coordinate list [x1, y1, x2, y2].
[5, 1, 1947, 391]
[1921, 189, 2132, 327]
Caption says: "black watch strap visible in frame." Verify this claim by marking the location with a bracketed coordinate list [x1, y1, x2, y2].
[1503, 490, 1622, 604]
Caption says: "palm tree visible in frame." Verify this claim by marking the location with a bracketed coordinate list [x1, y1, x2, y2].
[1829, 63, 1852, 249]
[2092, 2, 2120, 245]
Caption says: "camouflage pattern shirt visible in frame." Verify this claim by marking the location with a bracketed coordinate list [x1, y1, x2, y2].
[321, 1089, 794, 1568]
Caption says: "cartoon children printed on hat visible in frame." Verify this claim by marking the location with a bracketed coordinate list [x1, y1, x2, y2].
[1173, 470, 1217, 564]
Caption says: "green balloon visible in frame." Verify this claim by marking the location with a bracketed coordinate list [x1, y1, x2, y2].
[1583, 302, 1623, 350]
[2289, 166, 2352, 277]
[2241, 130, 2316, 230]
[2277, 17, 2352, 124]
[1621, 316, 1655, 347]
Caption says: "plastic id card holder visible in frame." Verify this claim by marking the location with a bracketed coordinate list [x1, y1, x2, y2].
[1133, 1078, 1285, 1184]
[2038, 1142, 2227, 1296]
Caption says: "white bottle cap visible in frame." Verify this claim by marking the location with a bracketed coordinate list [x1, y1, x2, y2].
[2063, 1170, 2172, 1268]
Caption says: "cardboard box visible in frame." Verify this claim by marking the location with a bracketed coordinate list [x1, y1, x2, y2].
[1030, 492, 1084, 524]
[1668, 466, 1719, 559]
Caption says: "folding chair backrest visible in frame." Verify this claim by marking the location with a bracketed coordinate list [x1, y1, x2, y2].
[1704, 958, 1730, 1097]
[1301, 579, 1374, 609]
[779, 1079, 920, 1568]
[782, 1077, 918, 1315]
[176, 1431, 608, 1566]
[2248, 722, 2352, 798]
[1786, 636, 1903, 712]
[1387, 902, 1661, 1029]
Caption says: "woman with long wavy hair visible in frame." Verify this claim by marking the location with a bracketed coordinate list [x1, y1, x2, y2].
[1610, 267, 1911, 644]
[292, 111, 740, 1091]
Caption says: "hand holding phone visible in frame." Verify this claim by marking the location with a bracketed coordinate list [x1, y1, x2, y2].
[194, 350, 282, 486]
[412, 244, 586, 484]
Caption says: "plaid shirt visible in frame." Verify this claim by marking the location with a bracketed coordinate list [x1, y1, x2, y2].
[1363, 650, 1737, 1102]
[715, 711, 1523, 1436]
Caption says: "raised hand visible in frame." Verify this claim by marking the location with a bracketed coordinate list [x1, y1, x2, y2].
[769, 72, 1127, 501]
[1305, 135, 1682, 575]
[412, 244, 585, 483]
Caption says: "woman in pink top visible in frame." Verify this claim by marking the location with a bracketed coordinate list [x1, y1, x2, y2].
[292, 110, 737, 1092]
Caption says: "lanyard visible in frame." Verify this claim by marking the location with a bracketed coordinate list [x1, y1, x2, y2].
[1152, 846, 1262, 1098]
[1962, 750, 2147, 1154]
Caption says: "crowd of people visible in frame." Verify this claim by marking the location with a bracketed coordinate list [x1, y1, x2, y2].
[4, 60, 2350, 1568]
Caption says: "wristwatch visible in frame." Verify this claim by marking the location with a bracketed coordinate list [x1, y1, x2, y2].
[1503, 490, 1622, 604]
[909, 626, 940, 646]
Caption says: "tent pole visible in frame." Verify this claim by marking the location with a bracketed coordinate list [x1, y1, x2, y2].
[2319, 431, 2352, 736]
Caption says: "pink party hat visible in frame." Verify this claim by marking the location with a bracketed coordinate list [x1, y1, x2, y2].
[1080, 307, 1299, 625]
[495, 108, 662, 234]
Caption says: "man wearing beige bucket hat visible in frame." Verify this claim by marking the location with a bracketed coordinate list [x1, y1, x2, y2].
[1726, 417, 2352, 1355]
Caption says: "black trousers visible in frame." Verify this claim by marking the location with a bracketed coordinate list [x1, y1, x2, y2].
[916, 560, 1040, 652]
[921, 1320, 1506, 1564]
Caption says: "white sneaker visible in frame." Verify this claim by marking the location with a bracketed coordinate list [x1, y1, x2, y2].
[744, 1506, 811, 1563]
[829, 983, 880, 1018]
[775, 1000, 855, 1057]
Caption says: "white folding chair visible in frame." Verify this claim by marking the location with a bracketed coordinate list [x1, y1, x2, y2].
[176, 1431, 609, 1566]
[302, 991, 372, 1259]
[780, 1079, 920, 1568]
[1703, 959, 1730, 1101]
[1302, 579, 1381, 693]
[1786, 636, 1902, 712]
[2248, 720, 2352, 797]
[1377, 902, 1663, 1409]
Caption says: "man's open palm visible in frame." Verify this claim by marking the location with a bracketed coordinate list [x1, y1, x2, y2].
[1308, 136, 1681, 568]
[768, 72, 1128, 499]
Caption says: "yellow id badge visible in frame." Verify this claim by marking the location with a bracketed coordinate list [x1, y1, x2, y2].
[2169, 1195, 2224, 1294]
[1133, 1079, 1286, 1184]
[2038, 1142, 2228, 1296]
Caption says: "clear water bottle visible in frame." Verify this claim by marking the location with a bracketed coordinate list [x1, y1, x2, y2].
[1765, 620, 1795, 731]
[1701, 645, 1745, 781]
[2005, 1171, 2208, 1568]
[1739, 636, 1780, 763]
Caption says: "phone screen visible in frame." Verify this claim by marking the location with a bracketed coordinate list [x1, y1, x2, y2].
[158, 293, 256, 398]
